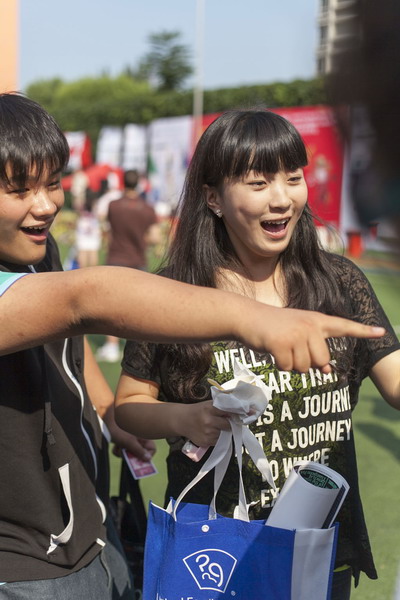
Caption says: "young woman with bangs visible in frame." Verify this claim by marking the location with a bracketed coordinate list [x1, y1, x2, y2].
[115, 108, 400, 598]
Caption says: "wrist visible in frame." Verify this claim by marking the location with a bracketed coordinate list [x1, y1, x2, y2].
[168, 402, 192, 439]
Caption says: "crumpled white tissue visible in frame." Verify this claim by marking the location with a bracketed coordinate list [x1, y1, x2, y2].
[210, 359, 271, 424]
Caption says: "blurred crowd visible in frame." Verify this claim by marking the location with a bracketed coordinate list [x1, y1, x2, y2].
[58, 167, 171, 273]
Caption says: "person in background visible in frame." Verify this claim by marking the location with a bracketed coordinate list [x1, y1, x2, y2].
[95, 171, 123, 223]
[74, 192, 102, 268]
[70, 167, 89, 212]
[114, 108, 400, 600]
[96, 169, 160, 363]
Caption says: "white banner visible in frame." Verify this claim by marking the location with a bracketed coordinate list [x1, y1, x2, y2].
[121, 124, 148, 172]
[96, 126, 124, 167]
[147, 115, 193, 211]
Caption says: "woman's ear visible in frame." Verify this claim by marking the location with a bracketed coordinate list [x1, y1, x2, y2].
[204, 184, 222, 217]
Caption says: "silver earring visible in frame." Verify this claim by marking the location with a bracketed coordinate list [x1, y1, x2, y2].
[215, 209, 222, 218]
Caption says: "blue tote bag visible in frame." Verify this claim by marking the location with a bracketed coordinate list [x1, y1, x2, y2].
[143, 371, 339, 600]
[144, 498, 296, 599]
[142, 423, 339, 600]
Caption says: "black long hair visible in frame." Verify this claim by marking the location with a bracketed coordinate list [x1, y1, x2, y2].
[0, 92, 70, 187]
[159, 108, 349, 400]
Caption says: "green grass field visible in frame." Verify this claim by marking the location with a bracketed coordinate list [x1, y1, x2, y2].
[72, 235, 399, 599]
[349, 267, 400, 599]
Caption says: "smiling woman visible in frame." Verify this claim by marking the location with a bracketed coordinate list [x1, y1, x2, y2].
[204, 167, 308, 288]
[113, 107, 400, 600]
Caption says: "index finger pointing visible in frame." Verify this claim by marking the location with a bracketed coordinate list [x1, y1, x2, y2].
[325, 318, 385, 339]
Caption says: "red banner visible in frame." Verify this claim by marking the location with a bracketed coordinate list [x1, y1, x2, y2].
[273, 106, 344, 227]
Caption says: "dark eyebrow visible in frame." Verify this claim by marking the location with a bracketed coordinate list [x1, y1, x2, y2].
[49, 169, 63, 177]
[43, 169, 63, 180]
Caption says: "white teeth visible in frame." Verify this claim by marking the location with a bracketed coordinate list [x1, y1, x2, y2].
[263, 219, 289, 225]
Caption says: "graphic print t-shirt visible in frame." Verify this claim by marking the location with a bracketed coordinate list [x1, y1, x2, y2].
[122, 255, 400, 576]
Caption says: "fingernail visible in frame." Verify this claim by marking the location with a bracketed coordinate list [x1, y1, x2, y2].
[372, 327, 386, 334]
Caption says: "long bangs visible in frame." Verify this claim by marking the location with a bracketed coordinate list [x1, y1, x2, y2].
[204, 109, 308, 185]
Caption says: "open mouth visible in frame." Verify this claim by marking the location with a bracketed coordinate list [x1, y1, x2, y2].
[21, 225, 49, 237]
[261, 218, 289, 234]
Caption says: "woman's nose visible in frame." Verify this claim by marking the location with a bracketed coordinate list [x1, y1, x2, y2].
[269, 182, 291, 210]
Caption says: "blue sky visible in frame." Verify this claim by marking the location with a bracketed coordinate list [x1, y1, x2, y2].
[19, 0, 318, 91]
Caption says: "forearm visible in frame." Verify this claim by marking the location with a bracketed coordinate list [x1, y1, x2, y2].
[115, 398, 189, 440]
[83, 339, 157, 457]
[83, 337, 114, 419]
[115, 373, 231, 446]
[83, 337, 126, 443]
[370, 349, 400, 410]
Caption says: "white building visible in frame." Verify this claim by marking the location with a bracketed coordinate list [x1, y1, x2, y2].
[316, 0, 359, 75]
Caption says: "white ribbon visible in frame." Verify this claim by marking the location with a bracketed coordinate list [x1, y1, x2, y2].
[172, 360, 276, 522]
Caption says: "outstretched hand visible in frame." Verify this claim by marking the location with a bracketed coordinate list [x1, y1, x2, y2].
[237, 306, 385, 373]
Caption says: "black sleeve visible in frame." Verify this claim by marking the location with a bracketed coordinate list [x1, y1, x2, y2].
[122, 340, 162, 386]
[336, 256, 400, 382]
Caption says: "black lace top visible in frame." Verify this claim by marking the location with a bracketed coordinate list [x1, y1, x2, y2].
[122, 254, 399, 581]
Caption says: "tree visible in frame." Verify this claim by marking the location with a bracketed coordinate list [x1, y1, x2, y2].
[25, 74, 327, 158]
[24, 78, 64, 114]
[136, 31, 193, 91]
